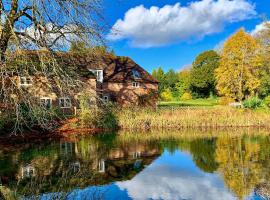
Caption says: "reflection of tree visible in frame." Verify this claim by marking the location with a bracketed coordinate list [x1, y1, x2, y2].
[176, 138, 219, 173]
[189, 139, 218, 173]
[215, 136, 262, 200]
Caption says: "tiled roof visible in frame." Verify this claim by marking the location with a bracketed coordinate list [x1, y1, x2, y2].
[102, 56, 159, 83]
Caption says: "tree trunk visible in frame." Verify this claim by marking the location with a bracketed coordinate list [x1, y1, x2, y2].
[0, 0, 19, 62]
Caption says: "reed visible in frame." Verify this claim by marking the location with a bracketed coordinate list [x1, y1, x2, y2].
[117, 106, 270, 129]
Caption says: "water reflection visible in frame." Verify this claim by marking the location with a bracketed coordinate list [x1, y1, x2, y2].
[0, 130, 270, 200]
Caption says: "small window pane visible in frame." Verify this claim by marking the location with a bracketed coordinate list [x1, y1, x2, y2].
[59, 98, 71, 108]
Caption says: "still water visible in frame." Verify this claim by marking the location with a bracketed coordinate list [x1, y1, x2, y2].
[0, 130, 270, 200]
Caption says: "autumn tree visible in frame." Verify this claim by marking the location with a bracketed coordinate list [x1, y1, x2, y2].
[190, 50, 220, 98]
[253, 22, 270, 98]
[215, 29, 262, 102]
[0, 0, 104, 61]
[0, 0, 105, 133]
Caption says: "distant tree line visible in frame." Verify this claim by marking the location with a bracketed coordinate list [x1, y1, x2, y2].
[152, 23, 270, 105]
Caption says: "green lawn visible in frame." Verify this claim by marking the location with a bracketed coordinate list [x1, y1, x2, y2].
[158, 98, 219, 107]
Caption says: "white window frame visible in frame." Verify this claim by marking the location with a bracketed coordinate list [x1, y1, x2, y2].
[132, 82, 140, 88]
[89, 69, 103, 83]
[19, 76, 33, 86]
[40, 97, 52, 109]
[98, 159, 105, 173]
[59, 97, 72, 108]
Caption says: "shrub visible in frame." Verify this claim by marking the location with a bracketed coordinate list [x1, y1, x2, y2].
[218, 97, 235, 105]
[181, 92, 192, 100]
[79, 94, 118, 129]
[264, 96, 270, 108]
[243, 97, 263, 109]
[160, 88, 173, 101]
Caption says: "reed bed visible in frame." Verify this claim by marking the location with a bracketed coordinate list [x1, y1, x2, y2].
[115, 128, 270, 143]
[117, 106, 270, 129]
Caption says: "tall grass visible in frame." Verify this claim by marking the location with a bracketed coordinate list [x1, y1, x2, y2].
[117, 106, 270, 129]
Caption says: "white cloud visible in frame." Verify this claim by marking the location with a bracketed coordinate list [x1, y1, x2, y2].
[116, 155, 238, 200]
[251, 21, 270, 36]
[108, 0, 256, 48]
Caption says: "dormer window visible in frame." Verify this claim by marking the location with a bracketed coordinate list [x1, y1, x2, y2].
[132, 82, 140, 88]
[89, 69, 103, 83]
[132, 69, 141, 79]
[19, 76, 32, 86]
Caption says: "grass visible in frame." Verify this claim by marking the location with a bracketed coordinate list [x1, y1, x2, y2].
[158, 98, 218, 107]
[117, 106, 270, 129]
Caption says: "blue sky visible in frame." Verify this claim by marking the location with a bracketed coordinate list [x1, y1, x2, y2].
[103, 0, 270, 73]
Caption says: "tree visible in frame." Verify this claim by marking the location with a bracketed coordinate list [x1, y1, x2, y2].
[152, 67, 165, 93]
[175, 69, 191, 97]
[254, 22, 270, 98]
[0, 0, 105, 133]
[0, 0, 104, 61]
[215, 29, 262, 101]
[190, 50, 220, 98]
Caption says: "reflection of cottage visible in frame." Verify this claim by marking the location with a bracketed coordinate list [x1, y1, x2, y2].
[21, 165, 36, 178]
[60, 141, 76, 156]
[98, 159, 106, 173]
[70, 161, 81, 173]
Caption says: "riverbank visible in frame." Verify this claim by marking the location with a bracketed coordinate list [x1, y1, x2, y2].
[1, 106, 270, 144]
[117, 106, 270, 129]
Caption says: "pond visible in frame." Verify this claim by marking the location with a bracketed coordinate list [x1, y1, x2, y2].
[0, 129, 270, 200]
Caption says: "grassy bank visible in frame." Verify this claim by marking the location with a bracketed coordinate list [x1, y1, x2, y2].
[158, 99, 218, 107]
[117, 106, 270, 129]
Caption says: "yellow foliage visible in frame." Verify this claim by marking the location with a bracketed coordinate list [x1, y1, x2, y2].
[215, 28, 262, 101]
[218, 97, 235, 105]
[181, 92, 192, 100]
[160, 88, 173, 101]
[215, 136, 262, 199]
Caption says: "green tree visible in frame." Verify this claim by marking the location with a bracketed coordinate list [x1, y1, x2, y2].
[190, 50, 220, 98]
[164, 69, 178, 91]
[175, 69, 191, 97]
[215, 29, 262, 101]
[152, 67, 165, 93]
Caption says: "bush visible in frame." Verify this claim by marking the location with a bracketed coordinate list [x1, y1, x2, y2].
[181, 92, 192, 100]
[243, 97, 263, 109]
[218, 97, 235, 105]
[160, 88, 173, 101]
[264, 96, 270, 108]
[79, 94, 118, 129]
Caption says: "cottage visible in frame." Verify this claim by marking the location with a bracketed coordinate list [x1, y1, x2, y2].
[2, 51, 158, 113]
[101, 56, 159, 106]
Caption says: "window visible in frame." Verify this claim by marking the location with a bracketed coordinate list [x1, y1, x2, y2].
[40, 97, 52, 109]
[89, 69, 103, 82]
[22, 165, 35, 178]
[132, 82, 140, 88]
[59, 97, 72, 108]
[98, 159, 105, 173]
[132, 69, 141, 79]
[19, 76, 32, 86]
[103, 95, 109, 103]
[96, 70, 103, 82]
